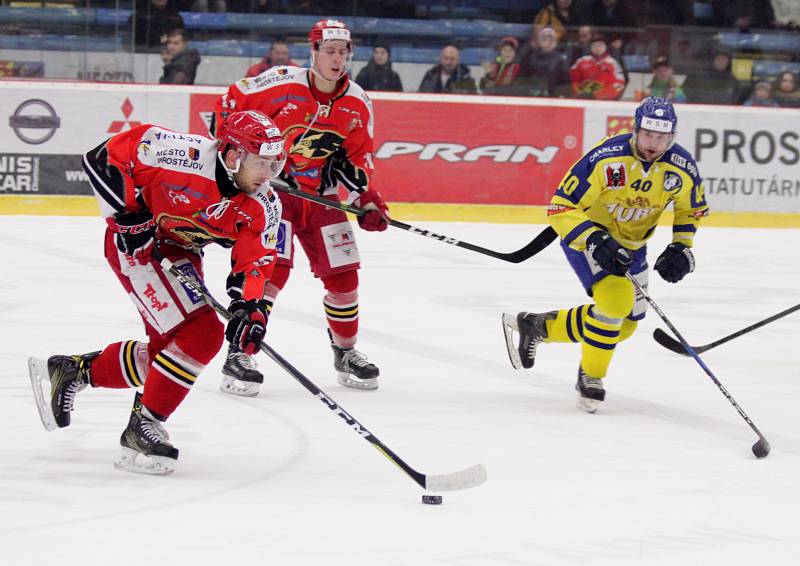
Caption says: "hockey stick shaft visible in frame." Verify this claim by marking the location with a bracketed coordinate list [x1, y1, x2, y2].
[270, 179, 556, 263]
[626, 273, 770, 458]
[653, 302, 800, 355]
[161, 257, 487, 491]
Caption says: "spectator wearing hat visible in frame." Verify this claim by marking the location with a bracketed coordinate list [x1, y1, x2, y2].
[773, 71, 800, 108]
[533, 0, 583, 41]
[246, 40, 299, 78]
[480, 37, 522, 95]
[744, 81, 779, 107]
[355, 43, 404, 92]
[569, 33, 626, 99]
[518, 27, 571, 97]
[682, 50, 742, 104]
[418, 44, 477, 94]
[643, 57, 687, 102]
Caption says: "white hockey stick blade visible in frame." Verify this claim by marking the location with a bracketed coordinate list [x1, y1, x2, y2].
[425, 464, 487, 492]
[28, 357, 57, 431]
[501, 313, 523, 370]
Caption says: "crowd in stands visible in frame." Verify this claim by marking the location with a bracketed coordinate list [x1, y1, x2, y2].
[4, 0, 800, 107]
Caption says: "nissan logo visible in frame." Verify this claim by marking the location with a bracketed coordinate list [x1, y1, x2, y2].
[9, 99, 61, 145]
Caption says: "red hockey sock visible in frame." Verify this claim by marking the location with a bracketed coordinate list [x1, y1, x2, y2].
[89, 341, 148, 389]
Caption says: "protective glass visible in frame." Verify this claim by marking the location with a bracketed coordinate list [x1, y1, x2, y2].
[238, 148, 286, 178]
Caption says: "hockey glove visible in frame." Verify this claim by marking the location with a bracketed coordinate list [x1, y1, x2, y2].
[225, 299, 269, 355]
[586, 230, 632, 276]
[107, 210, 156, 265]
[654, 242, 695, 283]
[355, 189, 389, 232]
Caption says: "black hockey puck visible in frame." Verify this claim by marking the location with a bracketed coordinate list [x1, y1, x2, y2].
[422, 494, 442, 505]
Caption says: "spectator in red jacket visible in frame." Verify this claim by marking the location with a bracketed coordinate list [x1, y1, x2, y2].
[569, 33, 626, 100]
[245, 40, 298, 78]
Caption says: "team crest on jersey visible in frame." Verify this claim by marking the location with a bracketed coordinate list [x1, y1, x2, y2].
[188, 147, 200, 161]
[663, 171, 682, 193]
[288, 128, 345, 159]
[604, 162, 626, 189]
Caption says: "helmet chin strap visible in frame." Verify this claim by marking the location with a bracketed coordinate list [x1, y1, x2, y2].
[218, 149, 243, 189]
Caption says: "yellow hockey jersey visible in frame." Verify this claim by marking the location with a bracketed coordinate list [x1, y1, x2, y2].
[548, 134, 709, 251]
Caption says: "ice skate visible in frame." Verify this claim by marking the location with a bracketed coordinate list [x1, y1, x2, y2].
[220, 348, 263, 397]
[576, 366, 606, 414]
[330, 330, 379, 390]
[28, 352, 99, 431]
[115, 392, 178, 475]
[502, 311, 556, 369]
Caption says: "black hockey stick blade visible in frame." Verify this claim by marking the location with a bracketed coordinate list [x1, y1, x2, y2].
[653, 328, 699, 355]
[653, 303, 800, 356]
[160, 256, 488, 492]
[270, 179, 556, 263]
[752, 437, 771, 459]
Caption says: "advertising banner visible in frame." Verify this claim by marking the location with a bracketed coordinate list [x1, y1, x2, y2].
[584, 103, 800, 213]
[372, 99, 583, 205]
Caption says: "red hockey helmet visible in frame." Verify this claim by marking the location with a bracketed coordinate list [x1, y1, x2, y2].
[308, 19, 352, 51]
[217, 110, 286, 177]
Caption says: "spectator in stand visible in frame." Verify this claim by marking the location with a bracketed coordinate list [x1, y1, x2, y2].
[709, 0, 776, 30]
[682, 50, 741, 105]
[418, 44, 477, 94]
[479, 36, 521, 95]
[129, 0, 185, 49]
[569, 33, 626, 100]
[643, 57, 687, 102]
[355, 42, 404, 92]
[533, 0, 583, 41]
[518, 27, 571, 97]
[159, 28, 201, 84]
[773, 71, 800, 107]
[567, 24, 594, 62]
[743, 81, 779, 107]
[246, 40, 298, 78]
[588, 0, 636, 28]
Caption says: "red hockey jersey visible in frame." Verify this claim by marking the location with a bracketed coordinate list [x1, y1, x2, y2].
[569, 53, 626, 100]
[82, 124, 282, 300]
[216, 66, 374, 201]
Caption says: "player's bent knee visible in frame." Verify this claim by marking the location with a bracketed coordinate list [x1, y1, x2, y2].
[592, 276, 635, 319]
[618, 319, 639, 342]
[323, 269, 358, 294]
[174, 307, 225, 365]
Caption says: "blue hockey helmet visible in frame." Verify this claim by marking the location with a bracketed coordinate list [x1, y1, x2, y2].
[634, 97, 678, 134]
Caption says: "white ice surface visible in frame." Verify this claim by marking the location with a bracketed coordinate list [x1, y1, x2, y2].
[1, 216, 798, 565]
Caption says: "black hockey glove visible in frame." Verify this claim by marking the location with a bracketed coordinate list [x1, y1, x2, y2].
[586, 230, 632, 276]
[108, 210, 156, 265]
[654, 243, 695, 283]
[225, 299, 269, 355]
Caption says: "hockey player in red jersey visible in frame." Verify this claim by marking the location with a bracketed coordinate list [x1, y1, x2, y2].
[27, 110, 286, 475]
[214, 18, 389, 396]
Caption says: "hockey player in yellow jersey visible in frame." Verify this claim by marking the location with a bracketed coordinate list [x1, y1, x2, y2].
[503, 97, 709, 413]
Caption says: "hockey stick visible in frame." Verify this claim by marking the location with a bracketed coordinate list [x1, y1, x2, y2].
[626, 273, 770, 459]
[653, 303, 800, 355]
[161, 257, 487, 492]
[270, 178, 557, 263]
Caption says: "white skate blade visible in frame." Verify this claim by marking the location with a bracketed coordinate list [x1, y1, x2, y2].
[501, 313, 523, 370]
[114, 447, 176, 476]
[28, 357, 57, 431]
[576, 394, 599, 414]
[337, 372, 379, 391]
[425, 464, 487, 492]
[220, 375, 261, 397]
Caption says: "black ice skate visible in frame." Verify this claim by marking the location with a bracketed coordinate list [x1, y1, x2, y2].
[576, 366, 606, 414]
[115, 392, 179, 476]
[28, 351, 99, 431]
[501, 311, 556, 369]
[329, 330, 379, 390]
[220, 346, 264, 397]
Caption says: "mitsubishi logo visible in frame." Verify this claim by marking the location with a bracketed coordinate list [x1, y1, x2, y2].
[108, 97, 142, 133]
